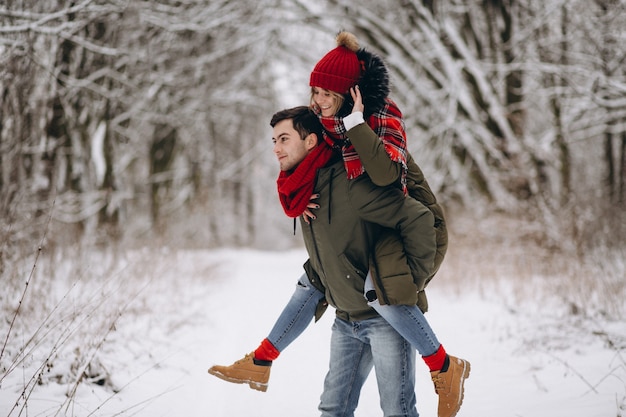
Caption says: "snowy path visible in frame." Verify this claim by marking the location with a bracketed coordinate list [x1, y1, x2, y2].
[1, 248, 623, 416]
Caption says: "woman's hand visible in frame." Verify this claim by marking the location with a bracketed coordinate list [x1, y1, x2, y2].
[350, 86, 364, 114]
[302, 194, 320, 224]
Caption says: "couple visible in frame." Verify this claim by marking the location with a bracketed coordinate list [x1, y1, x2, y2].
[208, 31, 470, 417]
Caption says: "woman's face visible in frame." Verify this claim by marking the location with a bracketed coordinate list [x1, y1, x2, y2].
[311, 87, 340, 117]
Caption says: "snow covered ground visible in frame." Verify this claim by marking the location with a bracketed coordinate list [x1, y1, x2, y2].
[1, 247, 624, 416]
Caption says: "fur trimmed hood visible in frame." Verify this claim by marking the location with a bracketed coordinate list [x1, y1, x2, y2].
[337, 48, 391, 118]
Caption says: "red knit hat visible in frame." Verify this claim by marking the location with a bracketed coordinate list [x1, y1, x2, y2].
[310, 31, 361, 95]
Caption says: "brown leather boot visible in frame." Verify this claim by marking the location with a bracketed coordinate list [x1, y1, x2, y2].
[208, 352, 271, 392]
[430, 355, 471, 417]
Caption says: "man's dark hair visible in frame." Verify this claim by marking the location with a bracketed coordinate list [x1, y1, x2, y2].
[270, 106, 324, 141]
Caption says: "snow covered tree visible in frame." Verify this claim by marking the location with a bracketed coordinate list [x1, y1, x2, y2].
[1, 0, 624, 262]
[0, 0, 286, 254]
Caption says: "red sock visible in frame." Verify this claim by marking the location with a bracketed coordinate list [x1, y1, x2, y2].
[423, 344, 447, 371]
[254, 338, 280, 361]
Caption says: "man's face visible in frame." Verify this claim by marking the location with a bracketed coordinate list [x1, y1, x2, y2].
[272, 119, 316, 171]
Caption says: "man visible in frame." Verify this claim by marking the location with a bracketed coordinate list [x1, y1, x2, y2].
[210, 106, 469, 416]
[281, 106, 431, 416]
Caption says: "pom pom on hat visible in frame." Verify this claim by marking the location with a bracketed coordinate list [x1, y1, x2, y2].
[336, 31, 359, 53]
[310, 31, 362, 95]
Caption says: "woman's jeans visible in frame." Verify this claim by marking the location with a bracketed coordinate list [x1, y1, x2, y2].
[267, 272, 323, 351]
[319, 316, 419, 417]
[363, 273, 440, 357]
[267, 272, 440, 358]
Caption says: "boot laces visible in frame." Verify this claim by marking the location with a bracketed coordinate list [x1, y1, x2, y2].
[235, 353, 253, 365]
[431, 374, 447, 393]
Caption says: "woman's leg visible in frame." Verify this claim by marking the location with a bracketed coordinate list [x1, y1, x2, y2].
[364, 273, 440, 357]
[364, 273, 471, 417]
[266, 272, 325, 351]
[208, 272, 325, 391]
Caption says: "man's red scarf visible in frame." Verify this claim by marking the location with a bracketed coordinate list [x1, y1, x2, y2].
[276, 141, 335, 218]
[314, 98, 408, 194]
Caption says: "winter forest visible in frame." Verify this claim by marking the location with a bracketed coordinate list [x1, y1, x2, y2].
[1, 0, 625, 416]
[1, 0, 624, 251]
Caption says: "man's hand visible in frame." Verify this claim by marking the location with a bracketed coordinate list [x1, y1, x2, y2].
[350, 86, 364, 114]
[302, 194, 320, 224]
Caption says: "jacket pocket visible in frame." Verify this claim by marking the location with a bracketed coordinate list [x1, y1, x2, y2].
[338, 253, 367, 280]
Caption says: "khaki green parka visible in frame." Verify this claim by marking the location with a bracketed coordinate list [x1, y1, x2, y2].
[347, 122, 448, 313]
[301, 154, 437, 322]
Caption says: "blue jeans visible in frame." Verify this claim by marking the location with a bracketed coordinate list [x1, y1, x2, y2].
[319, 316, 419, 417]
[267, 273, 323, 351]
[267, 272, 440, 358]
[364, 273, 440, 357]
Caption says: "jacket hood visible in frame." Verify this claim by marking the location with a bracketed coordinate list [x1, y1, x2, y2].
[337, 48, 390, 118]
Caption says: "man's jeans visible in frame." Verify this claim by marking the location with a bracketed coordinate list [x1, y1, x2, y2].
[319, 316, 419, 417]
[267, 272, 440, 358]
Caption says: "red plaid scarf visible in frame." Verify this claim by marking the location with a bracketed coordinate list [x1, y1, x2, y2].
[314, 99, 408, 194]
[276, 141, 335, 218]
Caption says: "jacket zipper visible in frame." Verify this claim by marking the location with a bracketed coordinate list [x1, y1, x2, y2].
[307, 207, 337, 308]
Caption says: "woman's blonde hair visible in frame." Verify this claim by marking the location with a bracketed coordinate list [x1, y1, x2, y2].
[310, 87, 345, 116]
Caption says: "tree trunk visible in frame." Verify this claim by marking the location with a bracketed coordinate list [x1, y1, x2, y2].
[149, 125, 177, 231]
[619, 129, 626, 204]
[604, 131, 616, 203]
[556, 4, 571, 203]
